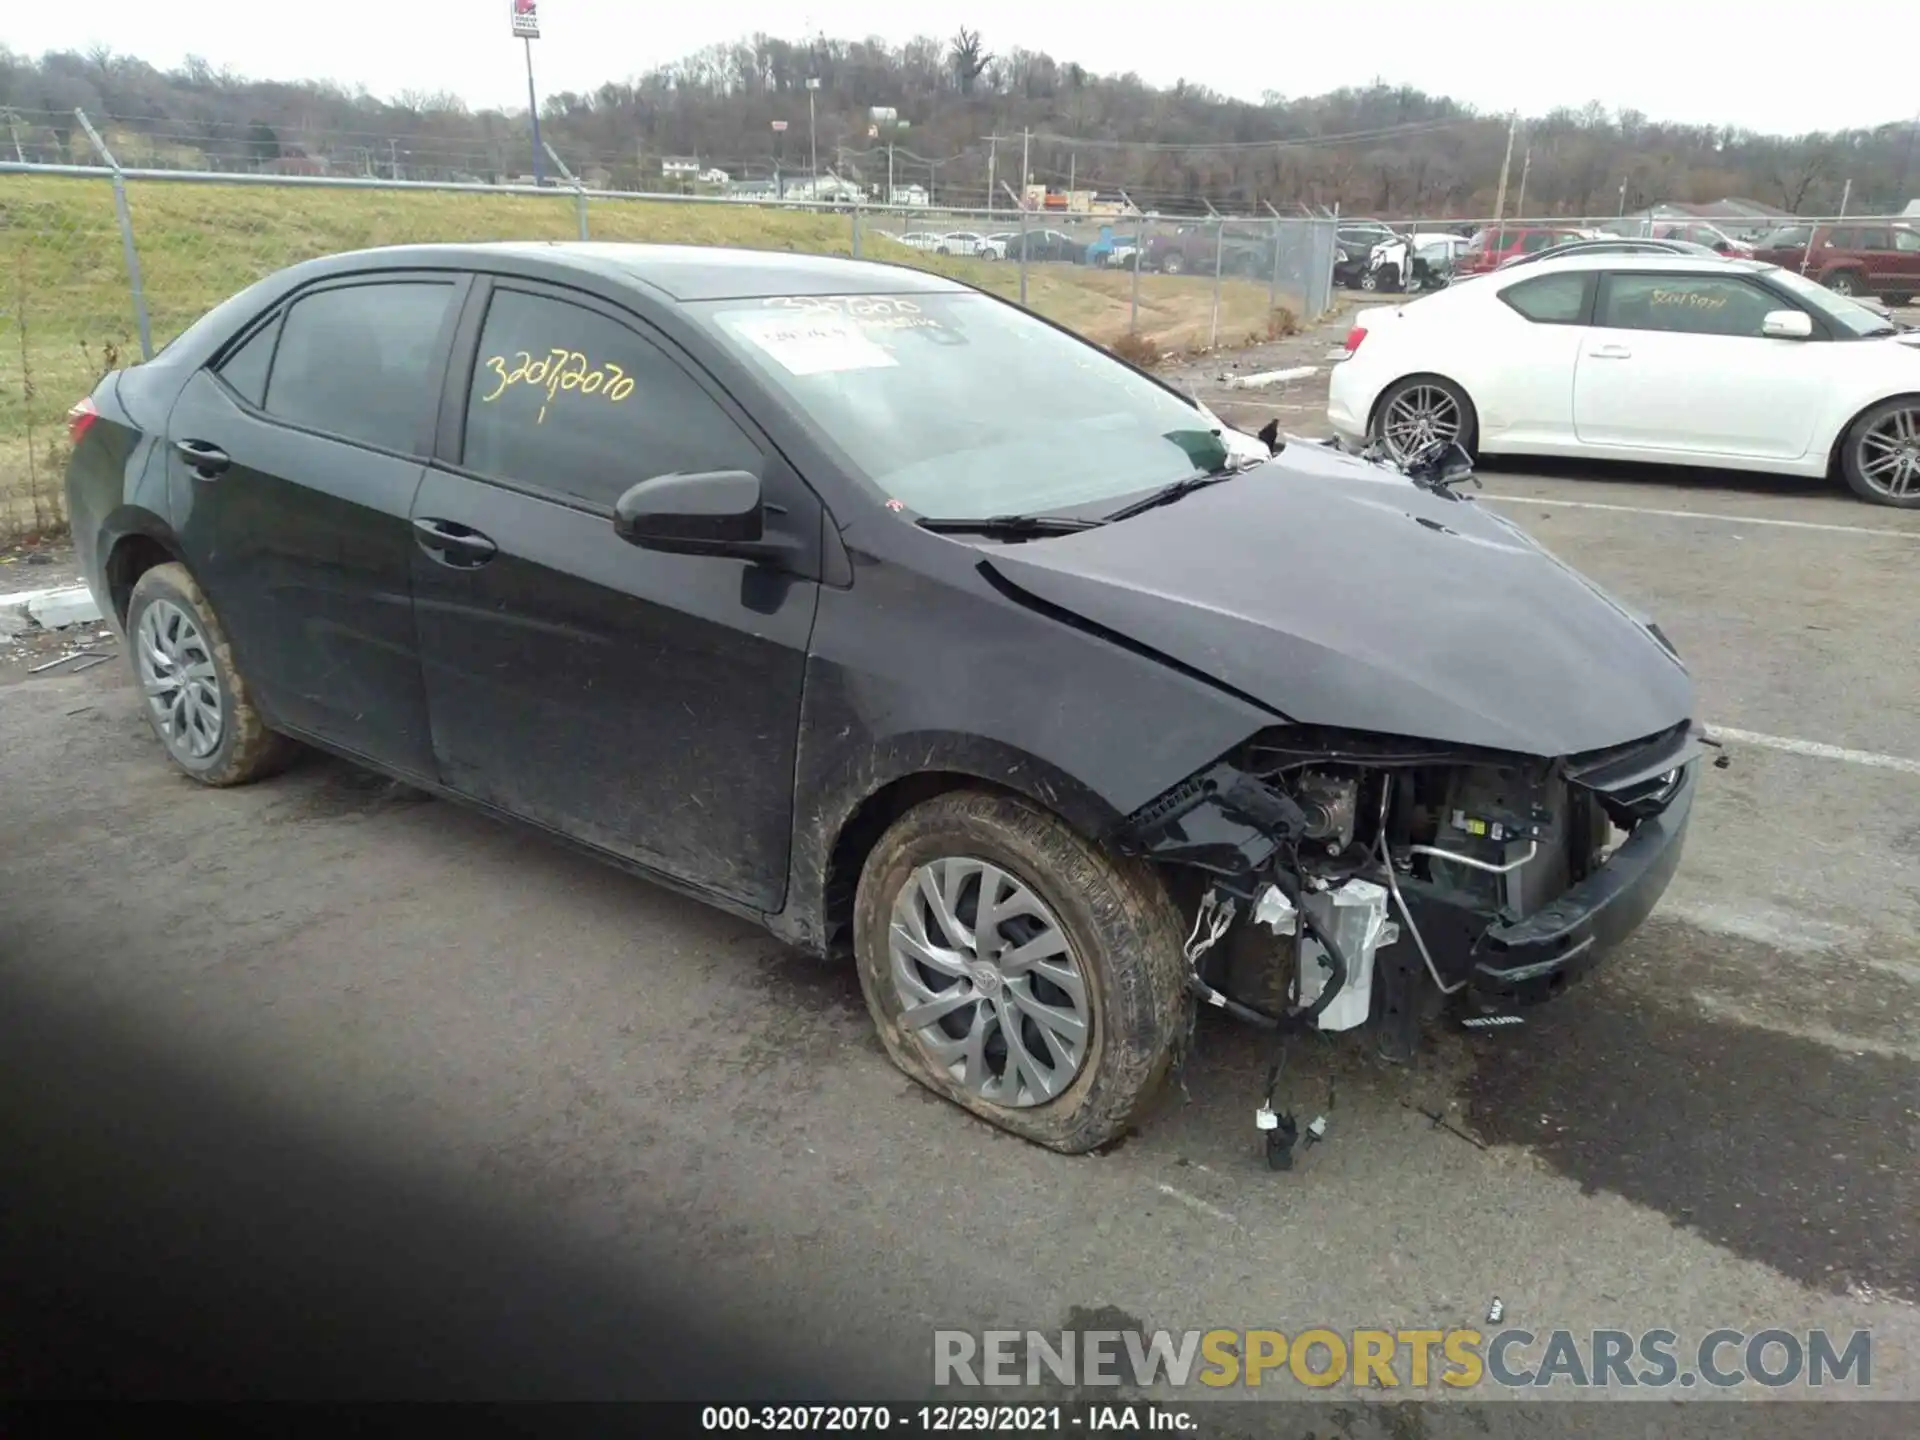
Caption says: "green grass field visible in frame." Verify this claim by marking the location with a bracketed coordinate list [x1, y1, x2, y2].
[1, 175, 1295, 537]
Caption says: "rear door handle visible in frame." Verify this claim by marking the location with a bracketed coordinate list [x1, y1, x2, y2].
[1587, 344, 1632, 359]
[412, 517, 498, 569]
[174, 439, 231, 477]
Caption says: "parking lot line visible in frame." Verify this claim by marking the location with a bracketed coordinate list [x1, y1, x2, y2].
[1481, 494, 1920, 540]
[1706, 725, 1920, 777]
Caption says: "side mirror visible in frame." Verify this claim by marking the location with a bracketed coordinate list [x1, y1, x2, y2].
[1761, 310, 1814, 341]
[612, 470, 793, 563]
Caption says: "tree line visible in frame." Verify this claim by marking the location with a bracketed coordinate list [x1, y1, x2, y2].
[3, 33, 1916, 217]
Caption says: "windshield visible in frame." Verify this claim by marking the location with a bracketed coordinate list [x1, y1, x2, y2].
[697, 292, 1229, 518]
[1762, 267, 1893, 337]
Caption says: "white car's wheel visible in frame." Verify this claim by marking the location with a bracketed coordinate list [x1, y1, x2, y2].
[1370, 376, 1479, 465]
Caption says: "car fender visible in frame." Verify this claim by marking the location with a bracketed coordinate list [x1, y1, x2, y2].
[765, 559, 1278, 955]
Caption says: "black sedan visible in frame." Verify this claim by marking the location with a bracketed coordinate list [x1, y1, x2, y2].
[67, 243, 1702, 1154]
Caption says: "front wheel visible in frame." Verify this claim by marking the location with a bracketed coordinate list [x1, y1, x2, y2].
[1161, 253, 1186, 276]
[1840, 396, 1920, 507]
[126, 562, 300, 786]
[853, 791, 1187, 1154]
[1370, 375, 1479, 465]
[1826, 270, 1863, 297]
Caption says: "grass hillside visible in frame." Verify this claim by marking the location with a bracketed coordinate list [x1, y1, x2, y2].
[1, 175, 1295, 536]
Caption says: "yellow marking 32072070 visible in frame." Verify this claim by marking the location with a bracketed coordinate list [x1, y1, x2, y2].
[480, 348, 636, 423]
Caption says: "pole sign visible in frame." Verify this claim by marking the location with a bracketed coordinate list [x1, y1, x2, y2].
[511, 0, 540, 39]
[771, 120, 788, 132]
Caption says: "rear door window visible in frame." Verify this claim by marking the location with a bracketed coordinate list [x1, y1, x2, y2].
[1855, 228, 1893, 252]
[262, 280, 456, 453]
[460, 287, 762, 509]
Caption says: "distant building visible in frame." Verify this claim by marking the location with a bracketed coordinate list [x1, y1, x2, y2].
[1618, 198, 1794, 241]
[699, 167, 731, 185]
[661, 157, 701, 179]
[1903, 199, 1920, 218]
[886, 183, 930, 207]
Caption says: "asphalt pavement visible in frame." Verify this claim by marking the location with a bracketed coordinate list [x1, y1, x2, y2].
[2, 335, 1917, 1418]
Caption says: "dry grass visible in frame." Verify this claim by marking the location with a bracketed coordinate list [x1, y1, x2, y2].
[0, 175, 1299, 536]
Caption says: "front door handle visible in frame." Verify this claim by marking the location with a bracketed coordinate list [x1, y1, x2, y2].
[1587, 344, 1632, 359]
[412, 517, 498, 569]
[174, 439, 231, 478]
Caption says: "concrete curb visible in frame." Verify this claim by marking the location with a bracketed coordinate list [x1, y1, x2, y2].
[1224, 365, 1320, 390]
[0, 584, 104, 635]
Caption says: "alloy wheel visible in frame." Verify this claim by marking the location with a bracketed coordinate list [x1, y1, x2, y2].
[887, 856, 1092, 1107]
[1856, 405, 1920, 500]
[1379, 383, 1463, 462]
[136, 598, 224, 762]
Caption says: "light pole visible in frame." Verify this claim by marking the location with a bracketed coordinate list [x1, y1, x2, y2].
[510, 0, 544, 185]
[771, 120, 788, 198]
[806, 78, 820, 192]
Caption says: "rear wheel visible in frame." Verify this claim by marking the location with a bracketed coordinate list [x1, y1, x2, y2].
[852, 791, 1187, 1154]
[1888, 295, 1913, 307]
[1826, 270, 1865, 297]
[1840, 396, 1920, 507]
[1370, 375, 1479, 464]
[126, 563, 299, 786]
[1161, 252, 1186, 276]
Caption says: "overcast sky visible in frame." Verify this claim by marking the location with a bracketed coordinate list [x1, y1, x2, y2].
[11, 0, 1918, 135]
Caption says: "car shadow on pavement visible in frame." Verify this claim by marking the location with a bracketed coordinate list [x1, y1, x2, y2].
[1472, 453, 1842, 503]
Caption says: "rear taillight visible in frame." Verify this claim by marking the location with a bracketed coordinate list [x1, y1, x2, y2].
[67, 396, 99, 445]
[1344, 326, 1368, 354]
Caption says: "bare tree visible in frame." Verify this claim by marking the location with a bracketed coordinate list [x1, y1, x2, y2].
[948, 29, 992, 97]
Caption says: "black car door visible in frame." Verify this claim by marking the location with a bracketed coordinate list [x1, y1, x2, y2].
[167, 273, 468, 779]
[407, 278, 822, 912]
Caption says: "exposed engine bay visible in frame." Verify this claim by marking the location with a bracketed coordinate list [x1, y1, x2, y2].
[1112, 720, 1708, 1166]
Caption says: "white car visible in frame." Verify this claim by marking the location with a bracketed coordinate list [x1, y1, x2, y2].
[1327, 253, 1920, 507]
[933, 231, 986, 256]
[889, 231, 946, 253]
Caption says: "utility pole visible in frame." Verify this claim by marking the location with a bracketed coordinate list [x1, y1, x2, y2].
[806, 78, 820, 191]
[1837, 176, 1852, 218]
[1515, 145, 1532, 222]
[3, 109, 26, 163]
[1021, 128, 1031, 209]
[388, 137, 401, 182]
[987, 136, 997, 214]
[1068, 151, 1075, 206]
[1490, 110, 1517, 248]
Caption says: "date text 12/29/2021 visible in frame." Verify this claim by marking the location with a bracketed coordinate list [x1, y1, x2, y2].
[699, 1406, 1198, 1433]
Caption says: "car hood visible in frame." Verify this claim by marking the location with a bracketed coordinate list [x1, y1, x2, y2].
[980, 445, 1693, 758]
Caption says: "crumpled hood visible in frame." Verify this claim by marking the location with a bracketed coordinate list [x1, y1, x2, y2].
[981, 445, 1694, 758]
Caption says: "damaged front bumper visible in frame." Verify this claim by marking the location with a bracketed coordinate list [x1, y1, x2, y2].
[1469, 757, 1695, 1005]
[1112, 722, 1703, 1032]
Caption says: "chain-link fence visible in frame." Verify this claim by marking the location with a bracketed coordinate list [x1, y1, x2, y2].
[1, 133, 1338, 535]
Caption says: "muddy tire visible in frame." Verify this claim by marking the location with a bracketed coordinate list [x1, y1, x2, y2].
[126, 562, 300, 787]
[853, 790, 1187, 1154]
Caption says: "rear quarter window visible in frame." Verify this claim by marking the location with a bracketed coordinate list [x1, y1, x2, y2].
[1498, 272, 1592, 324]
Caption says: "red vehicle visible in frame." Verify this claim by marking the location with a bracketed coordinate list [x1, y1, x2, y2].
[1452, 225, 1592, 276]
[1748, 222, 1920, 304]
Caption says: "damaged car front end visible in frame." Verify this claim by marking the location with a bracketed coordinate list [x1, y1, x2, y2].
[1115, 717, 1702, 1057]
